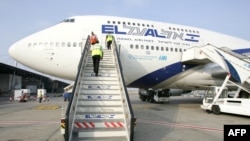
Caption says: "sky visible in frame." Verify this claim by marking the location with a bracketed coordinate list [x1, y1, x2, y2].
[0, 0, 250, 81]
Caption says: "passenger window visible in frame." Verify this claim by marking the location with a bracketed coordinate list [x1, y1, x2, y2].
[56, 42, 59, 47]
[146, 45, 149, 50]
[175, 48, 178, 52]
[130, 44, 133, 49]
[151, 46, 154, 50]
[62, 42, 65, 47]
[141, 45, 144, 49]
[73, 42, 77, 47]
[28, 43, 32, 47]
[135, 45, 139, 49]
[50, 42, 54, 47]
[156, 46, 159, 50]
[161, 47, 164, 51]
[170, 48, 173, 52]
[67, 42, 71, 47]
[179, 48, 182, 52]
[44, 42, 48, 47]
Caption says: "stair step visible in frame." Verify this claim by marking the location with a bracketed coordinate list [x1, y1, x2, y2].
[84, 66, 116, 71]
[75, 112, 124, 120]
[82, 73, 117, 77]
[86, 64, 115, 68]
[81, 81, 118, 85]
[74, 136, 127, 141]
[80, 89, 121, 95]
[76, 131, 127, 138]
[76, 106, 124, 113]
[73, 121, 125, 129]
[81, 76, 118, 81]
[77, 101, 123, 106]
[78, 95, 122, 100]
[83, 69, 116, 73]
[82, 84, 120, 90]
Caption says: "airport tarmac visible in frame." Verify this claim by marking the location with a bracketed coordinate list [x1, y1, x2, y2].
[0, 92, 250, 141]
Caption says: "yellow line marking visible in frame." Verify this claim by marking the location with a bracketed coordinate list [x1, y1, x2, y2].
[33, 105, 60, 110]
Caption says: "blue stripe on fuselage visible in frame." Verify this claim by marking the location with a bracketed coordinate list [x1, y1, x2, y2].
[127, 62, 196, 88]
[233, 48, 250, 54]
[127, 48, 250, 88]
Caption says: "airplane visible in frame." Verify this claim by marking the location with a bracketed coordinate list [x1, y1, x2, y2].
[8, 15, 250, 96]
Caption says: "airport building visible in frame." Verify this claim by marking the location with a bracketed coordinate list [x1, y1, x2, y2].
[0, 62, 70, 96]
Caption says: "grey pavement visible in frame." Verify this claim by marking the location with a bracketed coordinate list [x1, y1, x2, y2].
[1, 92, 250, 141]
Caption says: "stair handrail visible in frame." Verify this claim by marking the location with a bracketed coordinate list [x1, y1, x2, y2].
[64, 35, 91, 141]
[112, 39, 135, 141]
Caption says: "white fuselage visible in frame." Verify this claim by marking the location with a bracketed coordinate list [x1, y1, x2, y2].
[8, 15, 250, 90]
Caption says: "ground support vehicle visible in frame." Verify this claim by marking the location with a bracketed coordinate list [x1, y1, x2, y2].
[201, 74, 250, 116]
[139, 88, 170, 103]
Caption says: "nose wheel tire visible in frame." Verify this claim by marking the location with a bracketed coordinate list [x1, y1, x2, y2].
[212, 105, 220, 115]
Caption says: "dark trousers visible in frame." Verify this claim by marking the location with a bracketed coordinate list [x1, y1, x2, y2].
[107, 41, 112, 50]
[92, 55, 101, 76]
[39, 97, 42, 103]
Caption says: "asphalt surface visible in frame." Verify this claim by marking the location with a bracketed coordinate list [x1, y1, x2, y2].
[0, 92, 250, 141]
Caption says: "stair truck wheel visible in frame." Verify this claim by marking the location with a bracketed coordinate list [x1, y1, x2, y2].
[212, 105, 220, 115]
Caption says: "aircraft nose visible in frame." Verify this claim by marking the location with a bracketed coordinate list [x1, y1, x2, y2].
[8, 43, 16, 60]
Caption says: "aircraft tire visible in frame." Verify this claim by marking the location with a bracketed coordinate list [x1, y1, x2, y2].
[212, 105, 220, 115]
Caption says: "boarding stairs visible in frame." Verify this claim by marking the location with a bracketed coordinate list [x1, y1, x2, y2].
[64, 36, 135, 141]
[181, 44, 250, 85]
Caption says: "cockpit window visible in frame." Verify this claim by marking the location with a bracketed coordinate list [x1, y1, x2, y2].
[62, 18, 75, 23]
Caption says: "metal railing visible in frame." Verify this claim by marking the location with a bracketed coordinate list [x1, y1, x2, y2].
[112, 39, 135, 141]
[64, 36, 91, 141]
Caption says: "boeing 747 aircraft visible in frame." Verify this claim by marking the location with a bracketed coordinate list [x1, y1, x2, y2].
[8, 15, 250, 94]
